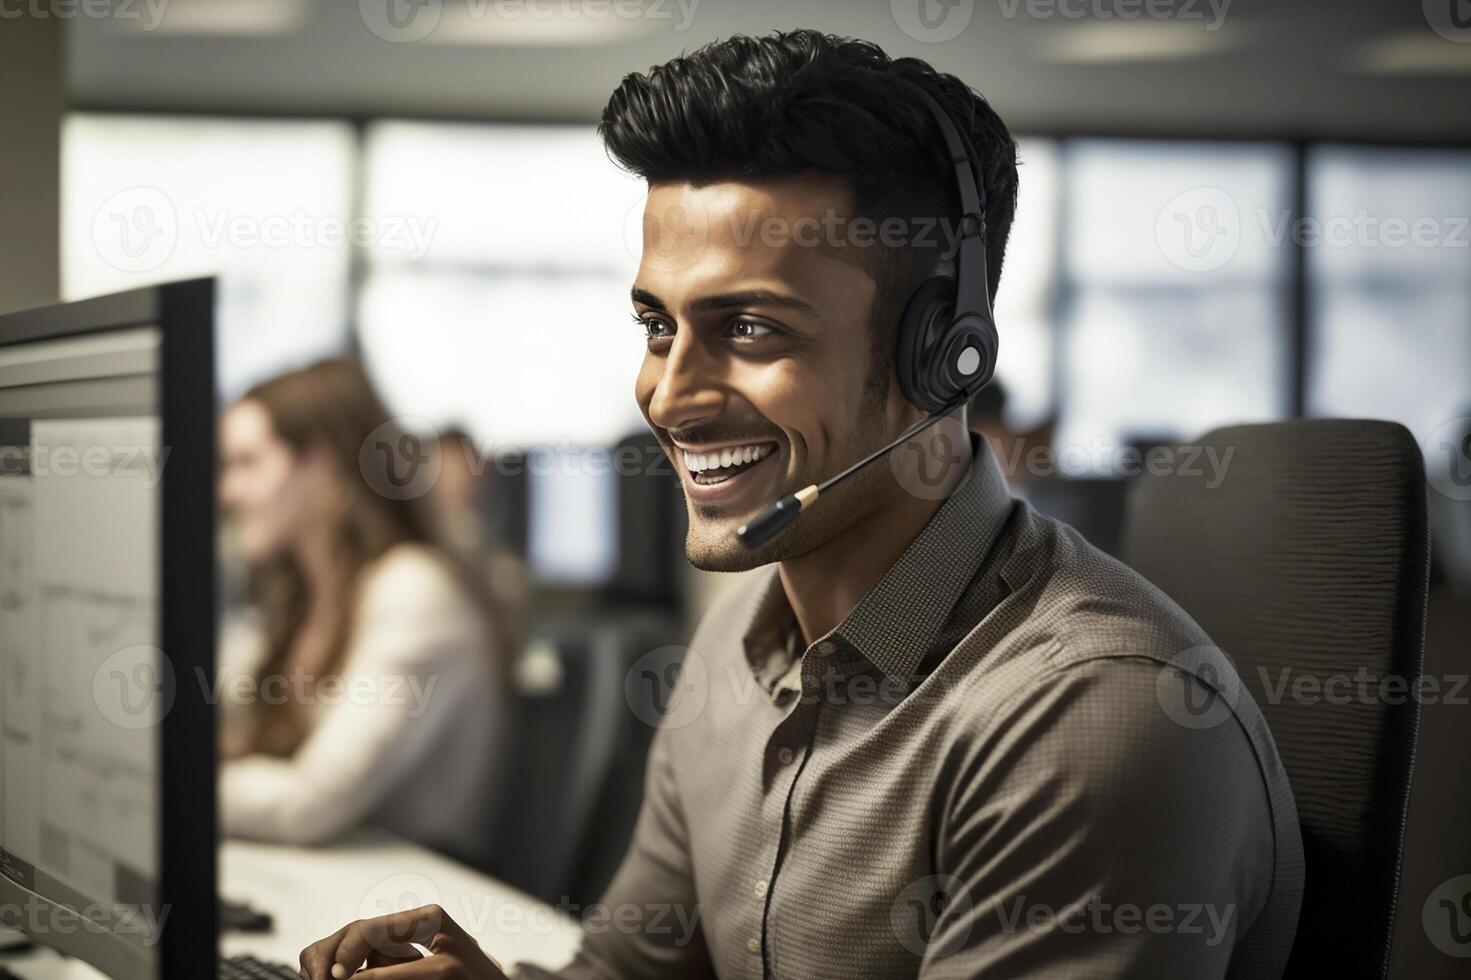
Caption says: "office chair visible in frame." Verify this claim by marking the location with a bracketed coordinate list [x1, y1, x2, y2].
[1023, 475, 1131, 557]
[1121, 419, 1430, 979]
[487, 611, 684, 907]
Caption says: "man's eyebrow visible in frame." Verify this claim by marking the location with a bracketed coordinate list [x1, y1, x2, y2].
[631, 287, 818, 317]
[690, 290, 819, 316]
[630, 286, 666, 311]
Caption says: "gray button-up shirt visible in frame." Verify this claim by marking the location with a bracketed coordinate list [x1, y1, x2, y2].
[519, 437, 1303, 979]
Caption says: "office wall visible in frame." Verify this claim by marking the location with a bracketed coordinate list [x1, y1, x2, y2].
[0, 14, 63, 313]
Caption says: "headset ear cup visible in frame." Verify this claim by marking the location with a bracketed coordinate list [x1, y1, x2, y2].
[895, 276, 956, 414]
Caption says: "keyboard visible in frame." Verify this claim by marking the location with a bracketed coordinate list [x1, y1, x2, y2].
[220, 954, 299, 979]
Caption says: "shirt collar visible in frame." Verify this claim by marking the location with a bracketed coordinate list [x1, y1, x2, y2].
[740, 432, 1015, 685]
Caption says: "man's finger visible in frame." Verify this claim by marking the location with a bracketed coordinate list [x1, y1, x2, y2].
[354, 945, 508, 980]
[299, 923, 350, 980]
[353, 958, 454, 980]
[334, 905, 451, 977]
[366, 944, 425, 970]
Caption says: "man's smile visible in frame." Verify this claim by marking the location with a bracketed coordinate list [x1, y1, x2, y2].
[669, 437, 786, 507]
[678, 440, 780, 485]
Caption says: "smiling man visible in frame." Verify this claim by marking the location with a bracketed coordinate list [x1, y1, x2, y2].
[301, 30, 1303, 980]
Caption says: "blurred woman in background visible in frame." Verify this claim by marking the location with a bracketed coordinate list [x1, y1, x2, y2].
[217, 358, 515, 864]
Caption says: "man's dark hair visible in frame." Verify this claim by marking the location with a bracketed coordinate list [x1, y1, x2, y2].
[600, 30, 1019, 391]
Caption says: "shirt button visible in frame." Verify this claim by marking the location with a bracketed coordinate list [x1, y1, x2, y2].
[754, 879, 769, 898]
[816, 640, 836, 655]
[746, 937, 760, 954]
[777, 747, 794, 765]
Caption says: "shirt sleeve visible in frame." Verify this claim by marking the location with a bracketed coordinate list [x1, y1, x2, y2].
[918, 655, 1279, 979]
[512, 720, 716, 980]
[220, 550, 495, 845]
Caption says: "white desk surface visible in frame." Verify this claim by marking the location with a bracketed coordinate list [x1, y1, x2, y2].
[0, 831, 581, 978]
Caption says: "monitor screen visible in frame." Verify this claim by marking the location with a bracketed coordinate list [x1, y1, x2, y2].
[0, 326, 166, 979]
[525, 447, 619, 587]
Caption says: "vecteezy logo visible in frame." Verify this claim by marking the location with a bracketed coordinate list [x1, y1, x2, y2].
[624, 646, 708, 729]
[91, 187, 178, 274]
[890, 874, 973, 958]
[359, 0, 442, 43]
[1155, 187, 1241, 273]
[891, 415, 970, 501]
[93, 646, 175, 730]
[623, 191, 710, 275]
[1155, 645, 1243, 730]
[382, 436, 427, 486]
[359, 417, 442, 500]
[1424, 0, 1471, 42]
[357, 873, 444, 955]
[1425, 417, 1471, 501]
[1424, 874, 1471, 957]
[890, 0, 974, 43]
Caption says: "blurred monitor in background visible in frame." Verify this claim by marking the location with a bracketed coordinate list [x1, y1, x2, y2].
[968, 379, 1056, 492]
[971, 379, 1130, 557]
[525, 446, 620, 588]
[518, 436, 684, 607]
[215, 359, 513, 866]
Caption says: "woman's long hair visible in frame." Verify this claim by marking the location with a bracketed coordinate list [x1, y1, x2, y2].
[239, 358, 513, 757]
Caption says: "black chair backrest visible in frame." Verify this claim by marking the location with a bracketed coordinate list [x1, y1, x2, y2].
[1023, 475, 1131, 557]
[486, 610, 684, 906]
[1121, 419, 1430, 978]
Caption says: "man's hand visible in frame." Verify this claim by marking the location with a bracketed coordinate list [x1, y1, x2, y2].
[298, 904, 508, 979]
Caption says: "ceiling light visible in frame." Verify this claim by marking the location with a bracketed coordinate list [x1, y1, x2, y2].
[1358, 31, 1471, 75]
[1038, 21, 1240, 64]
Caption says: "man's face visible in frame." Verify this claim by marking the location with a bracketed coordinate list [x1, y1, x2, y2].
[632, 177, 920, 571]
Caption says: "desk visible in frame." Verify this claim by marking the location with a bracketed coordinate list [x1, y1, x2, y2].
[0, 832, 581, 978]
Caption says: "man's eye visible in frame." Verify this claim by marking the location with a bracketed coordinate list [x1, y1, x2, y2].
[637, 316, 675, 341]
[728, 319, 774, 342]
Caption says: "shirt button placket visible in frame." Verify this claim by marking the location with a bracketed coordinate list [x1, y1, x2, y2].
[760, 660, 822, 979]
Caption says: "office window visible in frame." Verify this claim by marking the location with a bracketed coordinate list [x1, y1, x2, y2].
[63, 115, 356, 396]
[1056, 141, 1293, 469]
[1306, 146, 1471, 444]
[358, 122, 648, 448]
[357, 267, 642, 447]
[993, 139, 1059, 429]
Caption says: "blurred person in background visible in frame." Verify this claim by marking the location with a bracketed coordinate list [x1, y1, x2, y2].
[432, 426, 491, 554]
[432, 426, 529, 658]
[216, 358, 514, 864]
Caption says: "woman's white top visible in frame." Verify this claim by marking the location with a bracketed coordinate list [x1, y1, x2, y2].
[220, 544, 504, 863]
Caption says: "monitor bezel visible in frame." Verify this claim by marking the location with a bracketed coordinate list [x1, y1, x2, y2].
[0, 278, 218, 980]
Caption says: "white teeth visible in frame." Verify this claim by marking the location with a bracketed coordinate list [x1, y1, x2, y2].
[681, 442, 774, 474]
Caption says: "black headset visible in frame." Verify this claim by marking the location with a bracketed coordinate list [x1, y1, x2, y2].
[736, 77, 1001, 549]
[893, 78, 999, 414]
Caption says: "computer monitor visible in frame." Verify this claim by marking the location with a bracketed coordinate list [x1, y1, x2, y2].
[525, 446, 619, 587]
[0, 280, 217, 979]
[511, 435, 684, 605]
